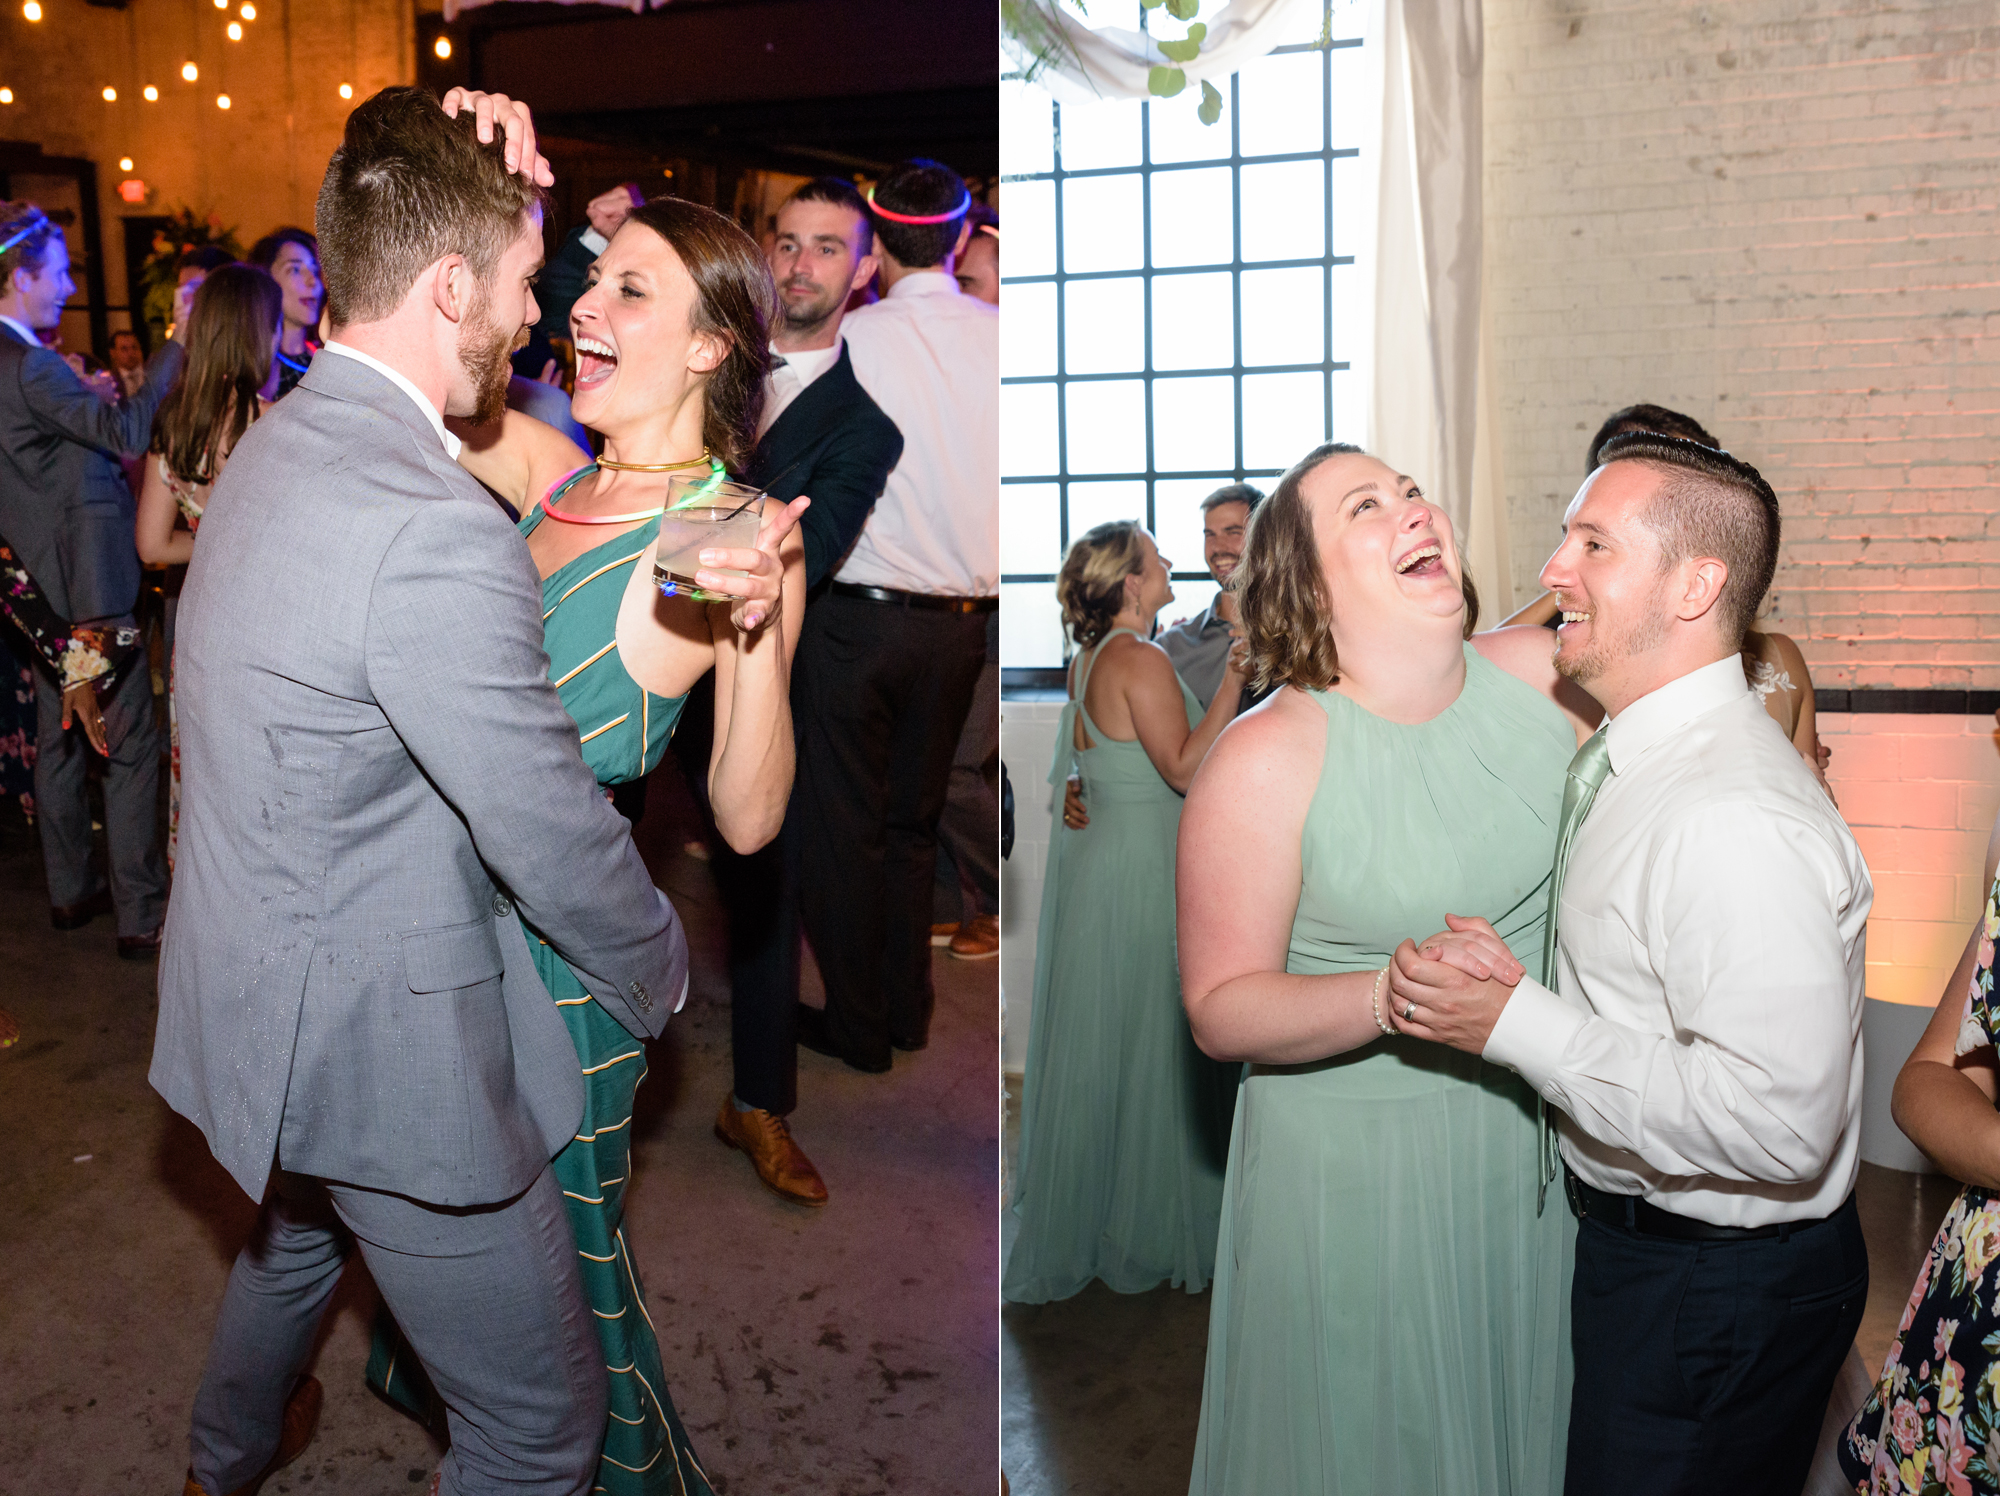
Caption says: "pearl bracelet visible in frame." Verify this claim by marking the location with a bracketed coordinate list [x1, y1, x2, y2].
[1370, 967, 1393, 1035]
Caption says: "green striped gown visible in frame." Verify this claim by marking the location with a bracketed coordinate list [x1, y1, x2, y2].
[368, 472, 711, 1495]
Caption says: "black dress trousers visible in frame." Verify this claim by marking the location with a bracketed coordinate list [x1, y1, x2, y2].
[1563, 1190, 1868, 1496]
[792, 591, 988, 1066]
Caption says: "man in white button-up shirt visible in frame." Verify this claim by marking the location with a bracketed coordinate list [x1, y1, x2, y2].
[1386, 434, 1871, 1496]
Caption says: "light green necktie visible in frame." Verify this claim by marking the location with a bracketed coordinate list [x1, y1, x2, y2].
[1534, 726, 1614, 1213]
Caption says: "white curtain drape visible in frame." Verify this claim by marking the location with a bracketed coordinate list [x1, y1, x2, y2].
[1365, 0, 1510, 611]
[1010, 0, 1508, 609]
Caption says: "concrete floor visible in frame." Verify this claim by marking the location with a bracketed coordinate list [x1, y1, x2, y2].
[1000, 1079, 1961, 1496]
[0, 766, 998, 1496]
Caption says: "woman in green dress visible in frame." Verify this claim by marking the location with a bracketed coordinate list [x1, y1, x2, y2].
[368, 197, 808, 1496]
[1004, 521, 1245, 1303]
[1177, 443, 1600, 1495]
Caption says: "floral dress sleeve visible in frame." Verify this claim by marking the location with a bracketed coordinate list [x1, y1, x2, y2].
[1955, 874, 2000, 1057]
[0, 538, 143, 692]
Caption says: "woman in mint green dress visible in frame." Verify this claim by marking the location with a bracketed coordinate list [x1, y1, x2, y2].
[1004, 522, 1245, 1303]
[1177, 444, 1601, 1495]
[368, 198, 808, 1495]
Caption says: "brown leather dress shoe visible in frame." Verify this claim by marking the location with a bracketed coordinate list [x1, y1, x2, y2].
[49, 888, 112, 930]
[182, 1374, 323, 1496]
[116, 925, 163, 960]
[948, 914, 999, 960]
[714, 1095, 828, 1205]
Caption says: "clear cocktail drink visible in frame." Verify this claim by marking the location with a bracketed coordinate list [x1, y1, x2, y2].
[652, 477, 765, 603]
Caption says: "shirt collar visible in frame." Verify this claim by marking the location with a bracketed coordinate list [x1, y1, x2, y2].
[883, 270, 961, 301]
[0, 314, 42, 348]
[1604, 652, 1753, 776]
[769, 337, 842, 383]
[319, 340, 461, 459]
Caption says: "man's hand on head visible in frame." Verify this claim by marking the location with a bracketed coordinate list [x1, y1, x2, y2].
[440, 88, 554, 188]
[1385, 915, 1524, 1054]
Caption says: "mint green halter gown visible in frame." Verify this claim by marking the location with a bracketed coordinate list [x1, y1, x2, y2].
[368, 468, 713, 1496]
[1003, 629, 1238, 1303]
[1187, 645, 1576, 1496]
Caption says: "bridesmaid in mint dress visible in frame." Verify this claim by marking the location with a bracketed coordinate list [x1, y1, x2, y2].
[1177, 444, 1600, 1495]
[368, 197, 807, 1496]
[1004, 521, 1245, 1303]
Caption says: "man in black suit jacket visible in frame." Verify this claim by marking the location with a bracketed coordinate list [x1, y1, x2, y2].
[703, 178, 901, 1205]
[0, 203, 185, 954]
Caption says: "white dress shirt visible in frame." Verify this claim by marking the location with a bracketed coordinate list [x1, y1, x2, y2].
[834, 270, 997, 597]
[318, 340, 461, 458]
[757, 337, 842, 440]
[0, 313, 39, 348]
[1484, 653, 1871, 1228]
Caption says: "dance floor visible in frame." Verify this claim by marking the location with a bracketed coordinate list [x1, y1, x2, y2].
[0, 764, 997, 1495]
[1000, 1085, 1961, 1496]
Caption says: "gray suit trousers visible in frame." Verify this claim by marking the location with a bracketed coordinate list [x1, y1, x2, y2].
[33, 651, 164, 936]
[190, 1167, 606, 1496]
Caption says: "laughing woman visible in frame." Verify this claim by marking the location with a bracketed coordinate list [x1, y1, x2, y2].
[366, 191, 807, 1496]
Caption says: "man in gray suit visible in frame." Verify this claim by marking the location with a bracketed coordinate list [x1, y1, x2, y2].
[151, 89, 688, 1496]
[0, 201, 185, 953]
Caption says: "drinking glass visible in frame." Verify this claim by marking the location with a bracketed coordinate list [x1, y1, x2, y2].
[652, 477, 765, 603]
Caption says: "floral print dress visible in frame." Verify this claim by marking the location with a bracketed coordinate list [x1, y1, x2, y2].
[1841, 875, 2000, 1494]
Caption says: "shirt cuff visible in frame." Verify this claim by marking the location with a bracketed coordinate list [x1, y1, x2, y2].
[1482, 975, 1588, 1094]
[579, 227, 610, 256]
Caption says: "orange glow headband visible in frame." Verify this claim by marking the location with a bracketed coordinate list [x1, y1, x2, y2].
[864, 184, 971, 225]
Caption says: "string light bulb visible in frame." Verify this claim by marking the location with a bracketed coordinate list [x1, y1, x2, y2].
[0, 89, 13, 106]
[22, 2, 42, 20]
[213, 0, 227, 8]
[216, 93, 231, 109]
[227, 21, 243, 39]
[240, 1, 256, 16]
[182, 62, 199, 82]
[338, 83, 353, 99]
[119, 157, 134, 171]
[433, 36, 452, 59]
[102, 86, 118, 102]
[143, 85, 159, 101]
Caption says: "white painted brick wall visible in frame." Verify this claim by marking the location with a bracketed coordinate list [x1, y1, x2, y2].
[1000, 700, 1065, 1073]
[1822, 713, 2000, 1005]
[1484, 0, 2000, 690]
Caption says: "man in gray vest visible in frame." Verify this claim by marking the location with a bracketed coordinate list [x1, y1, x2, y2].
[152, 88, 688, 1496]
[0, 201, 185, 954]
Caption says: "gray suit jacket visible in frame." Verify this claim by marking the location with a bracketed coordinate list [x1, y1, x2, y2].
[0, 322, 184, 622]
[149, 351, 689, 1207]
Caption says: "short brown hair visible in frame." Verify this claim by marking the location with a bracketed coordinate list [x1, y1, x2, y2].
[1584, 403, 1719, 474]
[1057, 520, 1147, 649]
[1595, 431, 1781, 645]
[784, 177, 873, 256]
[621, 198, 776, 474]
[1237, 443, 1478, 693]
[314, 87, 543, 327]
[0, 202, 62, 284]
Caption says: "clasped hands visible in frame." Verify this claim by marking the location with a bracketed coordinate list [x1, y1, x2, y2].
[1385, 914, 1525, 1054]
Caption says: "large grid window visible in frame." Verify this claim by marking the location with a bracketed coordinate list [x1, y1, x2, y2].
[1000, 35, 1369, 675]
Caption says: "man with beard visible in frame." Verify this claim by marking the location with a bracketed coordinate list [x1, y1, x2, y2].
[1062, 481, 1260, 833]
[693, 175, 902, 1203]
[1383, 434, 1870, 1496]
[153, 87, 690, 1496]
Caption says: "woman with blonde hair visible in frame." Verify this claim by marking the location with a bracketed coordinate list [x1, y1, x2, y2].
[1003, 519, 1244, 1303]
[1179, 443, 1600, 1494]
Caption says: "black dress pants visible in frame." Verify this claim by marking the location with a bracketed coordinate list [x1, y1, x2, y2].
[793, 592, 987, 1066]
[667, 672, 803, 1116]
[1564, 1190, 1867, 1496]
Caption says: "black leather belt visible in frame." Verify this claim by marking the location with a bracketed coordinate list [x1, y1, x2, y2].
[1564, 1168, 1840, 1243]
[830, 581, 997, 614]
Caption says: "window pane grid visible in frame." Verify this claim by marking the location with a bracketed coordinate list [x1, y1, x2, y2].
[1001, 38, 1365, 650]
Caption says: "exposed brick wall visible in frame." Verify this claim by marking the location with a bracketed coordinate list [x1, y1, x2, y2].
[1484, 0, 2000, 691]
